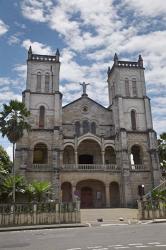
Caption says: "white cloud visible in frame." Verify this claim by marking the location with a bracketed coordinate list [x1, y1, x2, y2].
[123, 0, 166, 17]
[21, 0, 53, 22]
[14, 64, 27, 80]
[22, 39, 54, 55]
[19, 1, 166, 135]
[0, 19, 8, 36]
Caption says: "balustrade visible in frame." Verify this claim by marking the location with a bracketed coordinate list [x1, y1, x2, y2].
[62, 164, 120, 171]
[29, 164, 53, 171]
[131, 164, 145, 170]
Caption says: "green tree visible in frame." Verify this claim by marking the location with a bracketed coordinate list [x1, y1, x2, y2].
[158, 132, 166, 173]
[26, 181, 51, 202]
[0, 145, 12, 173]
[0, 100, 30, 202]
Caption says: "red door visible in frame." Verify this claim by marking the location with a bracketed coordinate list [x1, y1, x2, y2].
[81, 187, 93, 208]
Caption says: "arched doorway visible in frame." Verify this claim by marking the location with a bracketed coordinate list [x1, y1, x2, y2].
[78, 139, 102, 164]
[76, 179, 106, 208]
[61, 182, 72, 202]
[33, 143, 48, 164]
[110, 182, 120, 208]
[81, 187, 93, 208]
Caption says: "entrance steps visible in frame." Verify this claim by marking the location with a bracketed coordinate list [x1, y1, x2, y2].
[80, 208, 138, 224]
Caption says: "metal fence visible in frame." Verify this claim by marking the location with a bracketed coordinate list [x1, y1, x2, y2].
[0, 202, 80, 226]
[138, 200, 166, 220]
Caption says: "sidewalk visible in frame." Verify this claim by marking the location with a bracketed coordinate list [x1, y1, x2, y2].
[0, 219, 166, 232]
[0, 223, 88, 232]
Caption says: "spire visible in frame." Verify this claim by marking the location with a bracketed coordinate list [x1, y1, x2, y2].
[28, 46, 32, 60]
[138, 54, 143, 67]
[114, 53, 118, 65]
[56, 49, 60, 61]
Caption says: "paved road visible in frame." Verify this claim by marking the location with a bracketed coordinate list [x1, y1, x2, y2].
[0, 223, 166, 250]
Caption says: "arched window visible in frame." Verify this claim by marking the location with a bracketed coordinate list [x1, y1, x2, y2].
[33, 143, 48, 164]
[132, 78, 137, 96]
[105, 146, 116, 164]
[45, 73, 50, 93]
[39, 106, 45, 128]
[131, 145, 142, 165]
[83, 120, 90, 134]
[36, 72, 41, 92]
[131, 110, 136, 130]
[75, 121, 80, 136]
[125, 78, 130, 96]
[91, 122, 96, 134]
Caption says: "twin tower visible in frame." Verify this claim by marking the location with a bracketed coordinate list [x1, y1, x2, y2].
[15, 47, 160, 208]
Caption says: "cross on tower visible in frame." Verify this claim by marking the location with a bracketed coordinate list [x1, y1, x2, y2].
[80, 82, 89, 96]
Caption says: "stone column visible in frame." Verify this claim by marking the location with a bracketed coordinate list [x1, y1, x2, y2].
[72, 185, 76, 201]
[105, 184, 110, 208]
[75, 151, 78, 166]
[102, 151, 105, 165]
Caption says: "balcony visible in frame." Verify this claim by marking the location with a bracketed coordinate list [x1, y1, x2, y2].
[130, 164, 146, 171]
[28, 164, 53, 172]
[61, 164, 120, 172]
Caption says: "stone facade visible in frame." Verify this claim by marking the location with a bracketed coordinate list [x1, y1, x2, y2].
[15, 49, 160, 208]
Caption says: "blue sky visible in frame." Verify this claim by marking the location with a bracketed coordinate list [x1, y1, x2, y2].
[0, 0, 166, 159]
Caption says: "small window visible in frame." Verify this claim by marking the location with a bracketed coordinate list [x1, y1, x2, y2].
[39, 106, 45, 128]
[45, 73, 50, 93]
[132, 79, 137, 96]
[83, 120, 90, 134]
[91, 122, 96, 134]
[125, 78, 130, 96]
[131, 110, 136, 130]
[36, 72, 41, 92]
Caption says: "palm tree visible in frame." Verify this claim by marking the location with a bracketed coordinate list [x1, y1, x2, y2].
[2, 175, 26, 201]
[27, 181, 51, 202]
[0, 100, 30, 203]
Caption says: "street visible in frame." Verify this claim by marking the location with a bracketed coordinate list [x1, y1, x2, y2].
[0, 223, 166, 250]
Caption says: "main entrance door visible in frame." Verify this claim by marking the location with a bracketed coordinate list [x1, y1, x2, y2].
[81, 187, 93, 208]
[79, 155, 93, 164]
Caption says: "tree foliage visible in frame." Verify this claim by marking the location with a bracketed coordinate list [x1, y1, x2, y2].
[26, 181, 51, 202]
[0, 145, 12, 172]
[0, 100, 31, 144]
[158, 132, 166, 170]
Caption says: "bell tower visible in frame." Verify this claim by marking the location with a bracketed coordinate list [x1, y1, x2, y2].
[16, 47, 62, 200]
[107, 54, 160, 207]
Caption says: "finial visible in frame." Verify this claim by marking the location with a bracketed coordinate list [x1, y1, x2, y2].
[28, 46, 32, 60]
[114, 53, 118, 65]
[80, 82, 89, 96]
[56, 49, 60, 61]
[138, 54, 143, 67]
[107, 66, 111, 75]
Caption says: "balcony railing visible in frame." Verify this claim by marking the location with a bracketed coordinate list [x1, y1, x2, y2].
[28, 164, 53, 171]
[62, 164, 120, 171]
[130, 164, 146, 171]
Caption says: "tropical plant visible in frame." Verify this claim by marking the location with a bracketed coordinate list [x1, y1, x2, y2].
[2, 175, 26, 201]
[158, 132, 166, 172]
[0, 100, 31, 202]
[26, 181, 51, 202]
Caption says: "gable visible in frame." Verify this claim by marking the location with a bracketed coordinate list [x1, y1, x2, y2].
[62, 96, 112, 125]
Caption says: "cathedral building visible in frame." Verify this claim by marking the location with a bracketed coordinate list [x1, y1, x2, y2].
[15, 47, 160, 208]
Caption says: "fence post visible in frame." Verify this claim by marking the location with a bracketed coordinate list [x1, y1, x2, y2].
[33, 204, 37, 225]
